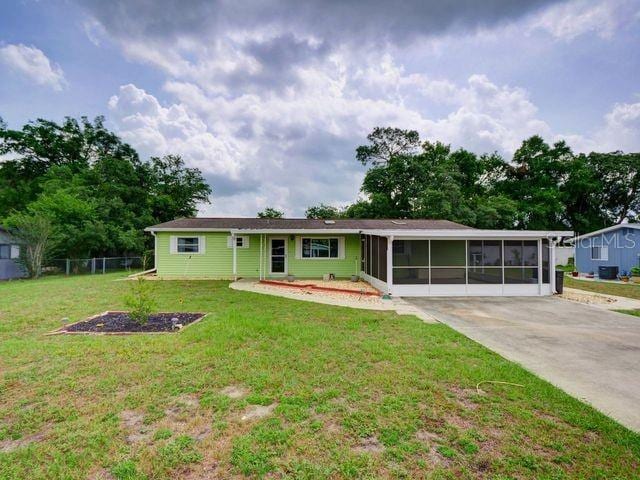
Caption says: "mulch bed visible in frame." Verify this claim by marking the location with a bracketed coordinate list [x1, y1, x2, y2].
[56, 311, 205, 334]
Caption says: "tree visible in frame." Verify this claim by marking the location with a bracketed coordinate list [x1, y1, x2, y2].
[147, 155, 212, 221]
[3, 213, 52, 278]
[356, 127, 421, 165]
[350, 132, 518, 228]
[305, 204, 344, 219]
[257, 207, 284, 218]
[0, 117, 212, 257]
[496, 135, 571, 230]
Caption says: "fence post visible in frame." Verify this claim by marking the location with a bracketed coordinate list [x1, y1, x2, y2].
[91, 257, 96, 274]
[102, 257, 106, 274]
[66, 259, 70, 275]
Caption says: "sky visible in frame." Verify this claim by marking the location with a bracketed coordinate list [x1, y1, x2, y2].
[1, 0, 639, 217]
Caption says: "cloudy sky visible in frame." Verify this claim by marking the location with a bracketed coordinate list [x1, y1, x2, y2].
[1, 0, 639, 216]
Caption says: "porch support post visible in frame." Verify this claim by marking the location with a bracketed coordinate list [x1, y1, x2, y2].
[232, 232, 237, 280]
[550, 238, 557, 294]
[259, 234, 263, 280]
[537, 238, 542, 295]
[386, 235, 394, 296]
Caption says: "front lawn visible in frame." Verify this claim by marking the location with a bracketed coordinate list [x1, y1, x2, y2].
[565, 276, 640, 300]
[1, 274, 639, 479]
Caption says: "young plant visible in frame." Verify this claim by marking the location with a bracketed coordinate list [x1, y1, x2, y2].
[124, 277, 156, 325]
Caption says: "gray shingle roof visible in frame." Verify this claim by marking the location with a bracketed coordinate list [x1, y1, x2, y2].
[146, 217, 473, 231]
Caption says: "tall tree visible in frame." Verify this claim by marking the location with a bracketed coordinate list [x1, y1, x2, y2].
[257, 207, 284, 218]
[350, 133, 518, 228]
[0, 116, 212, 257]
[305, 204, 344, 219]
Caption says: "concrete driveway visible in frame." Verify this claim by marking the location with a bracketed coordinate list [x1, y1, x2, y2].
[405, 296, 640, 432]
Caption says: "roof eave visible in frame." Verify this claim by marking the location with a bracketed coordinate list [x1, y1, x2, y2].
[363, 229, 574, 238]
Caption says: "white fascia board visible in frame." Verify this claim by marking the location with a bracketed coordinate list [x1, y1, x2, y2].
[145, 227, 236, 232]
[231, 228, 360, 234]
[570, 224, 640, 243]
[362, 229, 574, 239]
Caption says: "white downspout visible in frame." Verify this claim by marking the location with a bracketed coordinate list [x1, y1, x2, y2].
[550, 238, 557, 294]
[386, 235, 394, 296]
[537, 238, 543, 296]
[151, 231, 158, 274]
[232, 232, 237, 280]
[259, 234, 263, 280]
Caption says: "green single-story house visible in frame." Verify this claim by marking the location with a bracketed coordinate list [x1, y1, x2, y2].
[145, 218, 573, 297]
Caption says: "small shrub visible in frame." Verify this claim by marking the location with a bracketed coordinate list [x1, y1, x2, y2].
[631, 266, 640, 276]
[124, 277, 156, 325]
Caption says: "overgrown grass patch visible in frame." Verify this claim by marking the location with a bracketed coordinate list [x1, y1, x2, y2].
[0, 273, 639, 479]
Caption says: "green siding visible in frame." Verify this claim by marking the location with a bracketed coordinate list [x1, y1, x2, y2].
[155, 232, 361, 278]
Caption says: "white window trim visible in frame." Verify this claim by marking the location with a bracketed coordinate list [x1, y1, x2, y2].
[591, 244, 608, 261]
[295, 236, 345, 260]
[170, 235, 206, 254]
[10, 245, 20, 259]
[227, 235, 250, 248]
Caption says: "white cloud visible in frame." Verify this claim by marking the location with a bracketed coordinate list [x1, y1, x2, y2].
[0, 43, 67, 91]
[528, 0, 640, 40]
[90, 0, 640, 216]
[107, 51, 562, 216]
[563, 100, 640, 153]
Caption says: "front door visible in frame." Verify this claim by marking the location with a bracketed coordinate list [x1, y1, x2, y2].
[269, 238, 287, 275]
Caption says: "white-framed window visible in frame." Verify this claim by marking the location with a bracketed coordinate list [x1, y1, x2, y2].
[302, 237, 339, 258]
[177, 237, 200, 253]
[591, 245, 608, 261]
[226, 236, 250, 248]
[170, 236, 205, 254]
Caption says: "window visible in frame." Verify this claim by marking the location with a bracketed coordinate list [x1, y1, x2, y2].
[0, 244, 9, 260]
[227, 236, 250, 248]
[302, 238, 339, 258]
[503, 240, 538, 284]
[431, 240, 466, 266]
[177, 237, 200, 253]
[591, 245, 608, 260]
[467, 240, 502, 284]
[392, 240, 429, 284]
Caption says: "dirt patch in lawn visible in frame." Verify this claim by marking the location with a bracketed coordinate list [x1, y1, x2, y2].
[0, 428, 49, 453]
[239, 403, 278, 422]
[353, 435, 385, 454]
[54, 311, 205, 334]
[415, 429, 444, 444]
[120, 410, 152, 444]
[220, 385, 249, 399]
[449, 385, 485, 411]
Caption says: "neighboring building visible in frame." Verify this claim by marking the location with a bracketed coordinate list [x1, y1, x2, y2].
[0, 228, 24, 280]
[573, 224, 640, 276]
[146, 218, 572, 297]
[555, 246, 575, 266]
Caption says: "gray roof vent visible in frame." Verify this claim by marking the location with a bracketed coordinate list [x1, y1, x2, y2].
[324, 220, 336, 224]
[391, 220, 407, 225]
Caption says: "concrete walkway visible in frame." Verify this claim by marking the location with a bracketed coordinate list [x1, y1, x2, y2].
[404, 296, 640, 432]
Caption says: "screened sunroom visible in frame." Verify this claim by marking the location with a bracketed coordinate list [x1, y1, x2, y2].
[359, 231, 568, 297]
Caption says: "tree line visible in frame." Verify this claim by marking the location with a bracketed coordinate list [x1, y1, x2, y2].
[291, 127, 640, 234]
[0, 116, 211, 275]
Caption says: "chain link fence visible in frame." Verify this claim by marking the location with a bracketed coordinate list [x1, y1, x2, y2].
[44, 256, 154, 276]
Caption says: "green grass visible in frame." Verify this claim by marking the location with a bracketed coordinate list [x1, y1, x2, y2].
[0, 273, 639, 479]
[565, 276, 640, 300]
